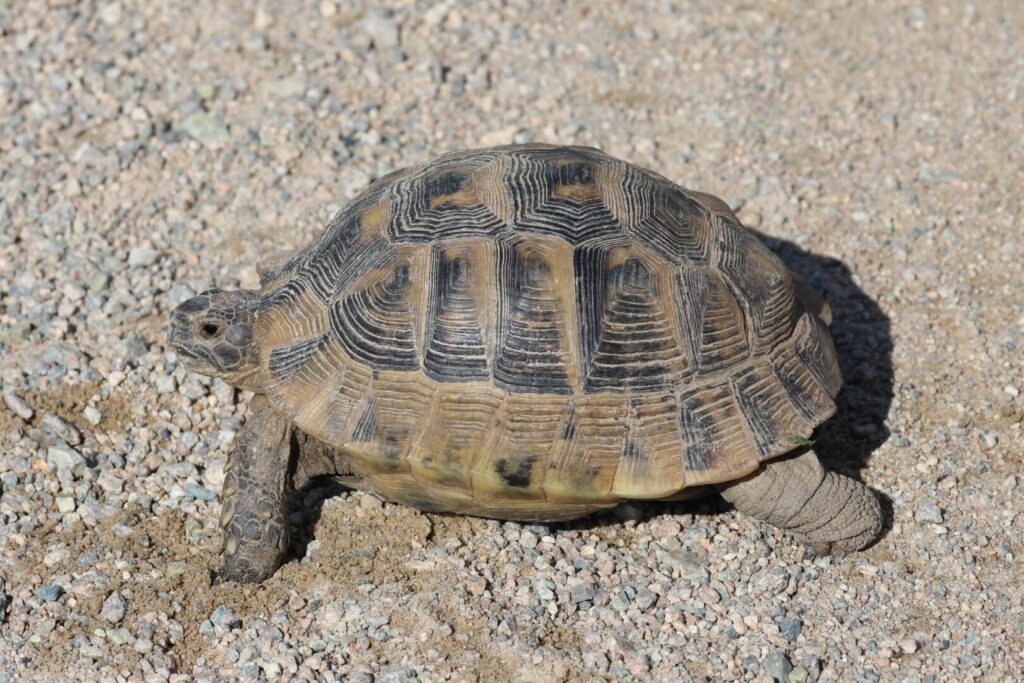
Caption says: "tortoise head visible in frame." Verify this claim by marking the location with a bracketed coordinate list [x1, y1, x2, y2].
[168, 289, 263, 391]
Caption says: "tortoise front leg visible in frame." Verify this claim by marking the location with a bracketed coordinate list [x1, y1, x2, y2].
[218, 395, 294, 582]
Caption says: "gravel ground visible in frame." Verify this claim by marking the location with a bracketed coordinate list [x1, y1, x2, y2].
[1, 1, 1022, 681]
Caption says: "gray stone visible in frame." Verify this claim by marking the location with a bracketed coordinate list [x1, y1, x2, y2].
[765, 649, 794, 682]
[100, 592, 126, 623]
[127, 245, 160, 267]
[185, 482, 218, 501]
[106, 628, 134, 645]
[47, 444, 86, 474]
[211, 605, 240, 629]
[182, 112, 229, 147]
[2, 391, 33, 421]
[361, 9, 399, 48]
[570, 583, 596, 604]
[155, 374, 177, 395]
[40, 412, 82, 446]
[779, 617, 802, 642]
[260, 77, 306, 98]
[83, 406, 102, 426]
[915, 502, 944, 524]
[167, 283, 198, 307]
[634, 587, 658, 611]
[750, 566, 789, 595]
[35, 585, 64, 603]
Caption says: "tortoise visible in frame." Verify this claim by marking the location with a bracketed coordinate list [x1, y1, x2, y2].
[168, 144, 882, 582]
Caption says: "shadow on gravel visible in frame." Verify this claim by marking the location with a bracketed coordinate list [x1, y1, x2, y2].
[289, 478, 351, 562]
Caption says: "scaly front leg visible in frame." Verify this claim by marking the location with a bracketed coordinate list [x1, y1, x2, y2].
[218, 395, 293, 582]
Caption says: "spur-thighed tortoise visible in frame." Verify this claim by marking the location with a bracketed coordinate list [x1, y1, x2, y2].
[168, 144, 882, 582]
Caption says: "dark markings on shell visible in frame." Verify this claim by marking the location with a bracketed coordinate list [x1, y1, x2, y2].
[506, 152, 621, 242]
[625, 172, 712, 265]
[683, 268, 750, 373]
[386, 159, 506, 242]
[579, 254, 687, 392]
[423, 247, 490, 381]
[731, 364, 795, 458]
[560, 401, 577, 440]
[718, 223, 797, 353]
[352, 400, 377, 443]
[622, 424, 645, 462]
[268, 336, 325, 383]
[495, 455, 536, 488]
[329, 262, 419, 370]
[493, 239, 572, 394]
[770, 335, 836, 423]
[678, 383, 733, 472]
[300, 199, 395, 302]
[795, 314, 843, 397]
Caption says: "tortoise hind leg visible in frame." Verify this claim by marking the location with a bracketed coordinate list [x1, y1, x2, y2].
[716, 449, 882, 553]
[218, 395, 294, 582]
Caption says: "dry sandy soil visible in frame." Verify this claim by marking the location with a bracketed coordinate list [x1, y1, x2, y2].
[1, 1, 1022, 681]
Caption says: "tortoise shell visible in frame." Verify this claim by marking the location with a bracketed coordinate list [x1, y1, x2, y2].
[253, 144, 841, 521]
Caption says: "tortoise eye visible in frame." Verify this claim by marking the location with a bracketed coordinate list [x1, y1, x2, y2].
[201, 322, 224, 339]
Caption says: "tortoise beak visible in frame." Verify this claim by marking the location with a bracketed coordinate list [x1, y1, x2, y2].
[168, 295, 212, 359]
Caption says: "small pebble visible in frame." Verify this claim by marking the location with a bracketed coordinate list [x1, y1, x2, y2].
[40, 413, 82, 446]
[100, 592, 127, 623]
[82, 406, 102, 426]
[184, 483, 217, 501]
[765, 649, 794, 682]
[2, 392, 34, 421]
[211, 606, 240, 629]
[46, 444, 86, 474]
[35, 585, 64, 603]
[779, 617, 802, 643]
[915, 502, 944, 525]
[127, 245, 160, 267]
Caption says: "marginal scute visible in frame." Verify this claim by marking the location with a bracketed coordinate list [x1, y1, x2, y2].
[731, 363, 816, 458]
[678, 382, 759, 485]
[473, 394, 570, 507]
[544, 394, 627, 502]
[254, 144, 842, 516]
[611, 394, 686, 497]
[407, 385, 504, 489]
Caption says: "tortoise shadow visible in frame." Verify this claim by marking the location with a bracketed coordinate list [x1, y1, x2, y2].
[562, 232, 896, 536]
